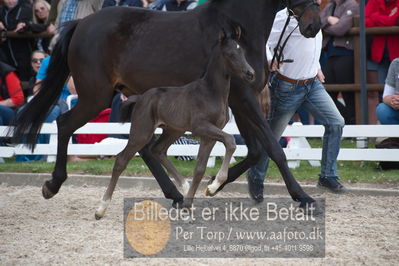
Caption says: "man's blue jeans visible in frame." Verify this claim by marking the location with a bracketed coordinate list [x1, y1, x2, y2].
[248, 74, 345, 183]
[376, 103, 399, 125]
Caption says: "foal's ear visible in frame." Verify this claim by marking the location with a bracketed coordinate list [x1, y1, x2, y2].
[219, 29, 226, 42]
[234, 26, 242, 40]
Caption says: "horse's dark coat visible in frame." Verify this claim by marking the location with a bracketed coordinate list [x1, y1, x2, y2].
[11, 0, 321, 207]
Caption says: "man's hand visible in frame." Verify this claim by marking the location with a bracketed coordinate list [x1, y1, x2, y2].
[390, 94, 399, 110]
[317, 69, 325, 83]
[327, 16, 340, 26]
[0, 22, 5, 31]
[14, 22, 26, 32]
[389, 7, 397, 17]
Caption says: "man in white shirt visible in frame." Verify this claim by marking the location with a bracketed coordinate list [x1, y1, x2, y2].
[247, 6, 347, 202]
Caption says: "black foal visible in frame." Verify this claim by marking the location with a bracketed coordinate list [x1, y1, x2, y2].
[95, 33, 255, 219]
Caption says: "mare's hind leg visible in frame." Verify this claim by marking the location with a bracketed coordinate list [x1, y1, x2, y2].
[150, 129, 190, 196]
[95, 119, 154, 220]
[42, 97, 111, 199]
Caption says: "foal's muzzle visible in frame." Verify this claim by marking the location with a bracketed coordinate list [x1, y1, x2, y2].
[245, 70, 256, 82]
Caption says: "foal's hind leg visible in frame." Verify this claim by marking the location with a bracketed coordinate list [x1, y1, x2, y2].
[42, 98, 110, 199]
[150, 129, 190, 196]
[95, 122, 154, 220]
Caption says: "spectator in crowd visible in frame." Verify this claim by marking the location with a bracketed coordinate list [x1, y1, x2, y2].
[0, 61, 24, 145]
[376, 58, 399, 125]
[149, 0, 171, 10]
[0, 0, 33, 81]
[366, 0, 399, 124]
[366, 0, 399, 84]
[197, 0, 208, 4]
[162, 0, 197, 11]
[320, 0, 359, 125]
[23, 49, 47, 98]
[30, 0, 54, 53]
[102, 0, 148, 8]
[247, 4, 346, 203]
[49, 0, 102, 46]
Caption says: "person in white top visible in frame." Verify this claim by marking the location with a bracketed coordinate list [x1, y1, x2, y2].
[247, 5, 347, 202]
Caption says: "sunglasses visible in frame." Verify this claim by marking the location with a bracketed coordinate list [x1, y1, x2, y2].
[31, 58, 44, 63]
[35, 7, 46, 12]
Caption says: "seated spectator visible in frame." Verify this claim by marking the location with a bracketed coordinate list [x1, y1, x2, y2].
[376, 58, 399, 125]
[162, 0, 197, 11]
[29, 0, 54, 53]
[102, 0, 148, 8]
[0, 61, 24, 145]
[0, 0, 34, 81]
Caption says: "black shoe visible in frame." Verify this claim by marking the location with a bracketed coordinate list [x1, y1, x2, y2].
[247, 176, 264, 203]
[317, 177, 348, 194]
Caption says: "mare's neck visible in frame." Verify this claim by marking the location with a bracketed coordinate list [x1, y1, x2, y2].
[211, 0, 280, 40]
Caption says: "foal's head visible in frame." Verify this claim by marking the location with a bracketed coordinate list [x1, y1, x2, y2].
[220, 35, 255, 83]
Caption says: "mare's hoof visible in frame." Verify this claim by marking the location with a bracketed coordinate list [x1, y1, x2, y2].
[299, 199, 323, 216]
[173, 199, 193, 209]
[42, 181, 56, 199]
[172, 199, 184, 209]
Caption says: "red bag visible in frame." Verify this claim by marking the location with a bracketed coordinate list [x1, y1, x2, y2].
[76, 108, 111, 144]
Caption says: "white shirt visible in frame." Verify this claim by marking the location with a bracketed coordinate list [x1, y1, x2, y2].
[266, 8, 322, 80]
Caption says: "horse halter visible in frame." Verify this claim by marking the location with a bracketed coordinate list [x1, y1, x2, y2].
[284, 0, 320, 21]
[269, 0, 320, 70]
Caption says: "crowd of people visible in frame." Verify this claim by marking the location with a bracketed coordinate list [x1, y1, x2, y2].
[0, 1, 397, 186]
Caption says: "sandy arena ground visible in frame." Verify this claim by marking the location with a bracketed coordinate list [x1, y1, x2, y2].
[0, 183, 398, 265]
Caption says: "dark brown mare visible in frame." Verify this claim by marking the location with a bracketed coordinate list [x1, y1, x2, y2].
[94, 34, 255, 219]
[11, 0, 321, 208]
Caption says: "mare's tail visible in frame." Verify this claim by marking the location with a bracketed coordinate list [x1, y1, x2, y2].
[10, 20, 80, 150]
[120, 95, 141, 122]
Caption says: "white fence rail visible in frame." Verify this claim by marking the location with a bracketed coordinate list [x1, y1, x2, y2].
[1, 123, 399, 164]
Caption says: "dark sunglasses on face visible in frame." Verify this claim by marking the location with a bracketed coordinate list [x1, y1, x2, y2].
[31, 58, 44, 63]
[35, 7, 46, 12]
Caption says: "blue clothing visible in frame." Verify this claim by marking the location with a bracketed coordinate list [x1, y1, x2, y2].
[59, 0, 78, 25]
[247, 73, 345, 183]
[37, 57, 70, 100]
[326, 38, 353, 58]
[151, 0, 172, 10]
[0, 105, 14, 126]
[102, 0, 143, 8]
[376, 103, 399, 125]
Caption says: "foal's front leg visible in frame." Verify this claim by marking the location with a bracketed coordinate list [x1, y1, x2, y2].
[181, 139, 215, 208]
[206, 132, 236, 196]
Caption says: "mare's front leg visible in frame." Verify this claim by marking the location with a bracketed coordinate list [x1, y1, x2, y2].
[215, 86, 315, 206]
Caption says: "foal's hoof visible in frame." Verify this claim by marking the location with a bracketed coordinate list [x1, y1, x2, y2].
[42, 181, 56, 199]
[205, 187, 217, 197]
[94, 213, 103, 220]
[206, 177, 219, 197]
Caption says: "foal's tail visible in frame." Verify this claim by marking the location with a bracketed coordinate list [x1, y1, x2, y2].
[120, 95, 141, 122]
[10, 20, 80, 150]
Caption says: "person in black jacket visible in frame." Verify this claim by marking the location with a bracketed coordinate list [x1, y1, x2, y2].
[0, 0, 33, 81]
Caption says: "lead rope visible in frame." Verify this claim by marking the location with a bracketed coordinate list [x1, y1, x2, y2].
[269, 11, 298, 71]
